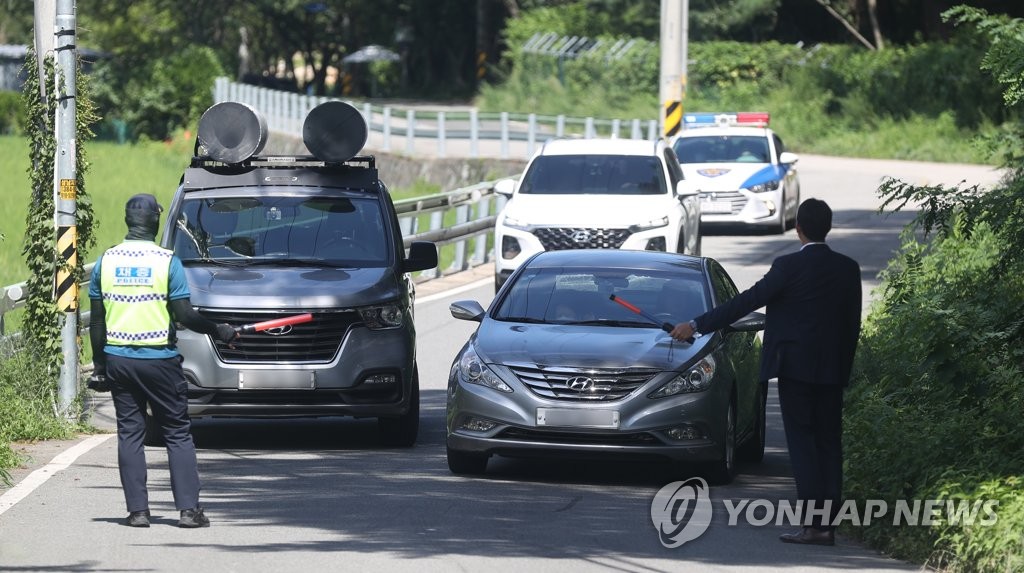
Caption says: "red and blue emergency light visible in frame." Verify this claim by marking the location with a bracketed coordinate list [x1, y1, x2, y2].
[683, 112, 770, 129]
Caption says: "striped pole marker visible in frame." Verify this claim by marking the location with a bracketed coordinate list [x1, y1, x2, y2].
[663, 99, 682, 138]
[476, 51, 487, 81]
[55, 225, 78, 312]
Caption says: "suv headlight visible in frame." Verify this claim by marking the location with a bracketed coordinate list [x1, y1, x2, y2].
[649, 357, 716, 398]
[746, 181, 780, 193]
[457, 347, 512, 393]
[502, 215, 531, 231]
[358, 304, 404, 329]
[629, 216, 669, 233]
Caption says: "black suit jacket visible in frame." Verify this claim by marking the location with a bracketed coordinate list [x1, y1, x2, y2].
[695, 244, 862, 386]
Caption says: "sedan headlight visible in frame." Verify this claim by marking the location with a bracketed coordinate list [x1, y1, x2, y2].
[649, 356, 716, 398]
[358, 304, 404, 329]
[628, 216, 669, 233]
[457, 347, 513, 393]
[746, 180, 780, 193]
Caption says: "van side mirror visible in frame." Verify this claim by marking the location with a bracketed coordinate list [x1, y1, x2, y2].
[675, 180, 699, 198]
[404, 241, 438, 273]
[494, 178, 516, 197]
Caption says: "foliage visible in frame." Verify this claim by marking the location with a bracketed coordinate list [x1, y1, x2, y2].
[842, 7, 1024, 569]
[0, 91, 26, 135]
[19, 45, 97, 413]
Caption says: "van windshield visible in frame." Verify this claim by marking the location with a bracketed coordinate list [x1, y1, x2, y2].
[171, 193, 389, 267]
[518, 155, 667, 195]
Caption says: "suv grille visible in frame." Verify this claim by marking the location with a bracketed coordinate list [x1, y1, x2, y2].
[533, 227, 631, 250]
[506, 364, 659, 401]
[195, 310, 359, 363]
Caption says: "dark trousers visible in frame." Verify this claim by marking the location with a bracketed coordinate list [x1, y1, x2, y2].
[777, 379, 844, 531]
[107, 354, 200, 513]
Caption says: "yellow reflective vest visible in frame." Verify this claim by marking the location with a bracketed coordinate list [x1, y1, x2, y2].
[99, 241, 173, 346]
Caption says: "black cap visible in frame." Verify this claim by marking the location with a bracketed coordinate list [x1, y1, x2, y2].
[125, 193, 163, 214]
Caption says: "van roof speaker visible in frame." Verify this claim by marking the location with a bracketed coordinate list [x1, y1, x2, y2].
[303, 101, 368, 163]
[197, 102, 268, 164]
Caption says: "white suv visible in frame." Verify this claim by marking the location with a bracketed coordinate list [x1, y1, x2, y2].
[493, 138, 702, 290]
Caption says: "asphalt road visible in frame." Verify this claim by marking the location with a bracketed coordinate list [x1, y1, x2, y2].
[0, 154, 1004, 572]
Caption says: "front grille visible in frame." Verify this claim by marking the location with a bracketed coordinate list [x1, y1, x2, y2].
[506, 364, 659, 401]
[699, 191, 748, 215]
[195, 310, 359, 363]
[499, 427, 659, 446]
[532, 227, 631, 250]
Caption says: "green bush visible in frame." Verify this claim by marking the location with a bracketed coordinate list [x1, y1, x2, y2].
[0, 91, 26, 135]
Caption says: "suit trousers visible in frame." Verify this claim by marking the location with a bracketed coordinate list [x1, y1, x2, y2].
[777, 378, 844, 531]
[107, 354, 201, 513]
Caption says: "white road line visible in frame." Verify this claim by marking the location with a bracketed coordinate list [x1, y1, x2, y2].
[415, 277, 492, 305]
[0, 434, 115, 517]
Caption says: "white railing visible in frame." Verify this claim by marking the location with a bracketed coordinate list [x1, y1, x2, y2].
[0, 181, 507, 338]
[213, 77, 660, 160]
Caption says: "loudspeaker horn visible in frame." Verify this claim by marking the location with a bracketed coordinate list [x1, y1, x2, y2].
[302, 100, 368, 163]
[196, 102, 269, 164]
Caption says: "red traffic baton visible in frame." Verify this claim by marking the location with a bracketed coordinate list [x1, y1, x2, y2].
[609, 294, 694, 342]
[235, 313, 314, 334]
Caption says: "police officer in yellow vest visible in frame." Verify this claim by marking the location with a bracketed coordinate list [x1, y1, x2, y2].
[89, 194, 237, 528]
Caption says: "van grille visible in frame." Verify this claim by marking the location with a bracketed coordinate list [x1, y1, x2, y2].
[532, 227, 631, 250]
[195, 310, 357, 363]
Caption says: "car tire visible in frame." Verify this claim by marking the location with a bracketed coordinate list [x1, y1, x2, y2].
[786, 189, 800, 230]
[692, 223, 702, 256]
[774, 193, 787, 234]
[703, 398, 737, 485]
[737, 382, 767, 463]
[378, 368, 420, 447]
[447, 446, 489, 475]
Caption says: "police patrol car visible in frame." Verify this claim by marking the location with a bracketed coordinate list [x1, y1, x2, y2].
[671, 112, 800, 234]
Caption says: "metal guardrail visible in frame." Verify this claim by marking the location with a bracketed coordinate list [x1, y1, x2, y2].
[213, 77, 660, 160]
[0, 180, 508, 338]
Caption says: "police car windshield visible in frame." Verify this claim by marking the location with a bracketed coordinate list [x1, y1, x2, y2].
[673, 135, 770, 164]
[172, 194, 389, 267]
[519, 155, 667, 195]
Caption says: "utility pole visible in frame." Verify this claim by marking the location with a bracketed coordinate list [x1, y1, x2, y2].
[54, 0, 79, 414]
[659, 0, 687, 139]
[33, 0, 55, 99]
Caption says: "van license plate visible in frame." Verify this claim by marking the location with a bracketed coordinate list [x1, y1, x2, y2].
[238, 370, 316, 390]
[536, 408, 620, 429]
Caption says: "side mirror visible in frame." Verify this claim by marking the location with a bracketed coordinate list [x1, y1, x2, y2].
[493, 178, 517, 197]
[779, 152, 799, 165]
[404, 241, 438, 273]
[726, 311, 766, 333]
[450, 300, 486, 322]
[675, 180, 699, 198]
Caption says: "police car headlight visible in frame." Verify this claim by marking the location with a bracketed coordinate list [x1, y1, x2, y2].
[747, 181, 780, 193]
[457, 347, 512, 393]
[650, 357, 716, 398]
[359, 304, 404, 329]
[629, 216, 669, 233]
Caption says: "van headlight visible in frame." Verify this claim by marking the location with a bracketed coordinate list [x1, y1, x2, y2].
[746, 181, 780, 193]
[457, 347, 512, 393]
[358, 304, 404, 329]
[649, 357, 716, 398]
[629, 216, 669, 233]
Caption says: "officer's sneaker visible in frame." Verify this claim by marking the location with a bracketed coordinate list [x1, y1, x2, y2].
[125, 510, 151, 528]
[178, 507, 210, 528]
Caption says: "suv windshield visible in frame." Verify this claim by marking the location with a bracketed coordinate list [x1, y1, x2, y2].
[674, 135, 770, 164]
[519, 154, 667, 195]
[171, 191, 389, 267]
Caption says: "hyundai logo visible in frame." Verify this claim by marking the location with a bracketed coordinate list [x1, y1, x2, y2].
[571, 230, 592, 243]
[566, 376, 595, 392]
[263, 325, 293, 336]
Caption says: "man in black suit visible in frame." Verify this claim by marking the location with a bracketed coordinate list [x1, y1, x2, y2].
[670, 198, 862, 546]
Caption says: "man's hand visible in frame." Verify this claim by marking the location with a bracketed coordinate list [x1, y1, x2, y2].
[87, 373, 111, 393]
[214, 323, 239, 344]
[670, 321, 696, 342]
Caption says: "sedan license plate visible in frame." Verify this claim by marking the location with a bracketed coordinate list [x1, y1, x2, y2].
[537, 408, 620, 429]
[702, 200, 732, 214]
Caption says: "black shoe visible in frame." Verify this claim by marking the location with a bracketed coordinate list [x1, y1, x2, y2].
[179, 507, 210, 528]
[125, 510, 151, 528]
[779, 527, 835, 546]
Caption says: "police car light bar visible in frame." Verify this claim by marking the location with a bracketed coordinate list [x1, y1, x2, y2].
[683, 112, 770, 128]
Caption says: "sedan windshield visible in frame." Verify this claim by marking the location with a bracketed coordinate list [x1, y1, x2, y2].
[674, 135, 770, 164]
[518, 154, 667, 195]
[494, 266, 709, 327]
[171, 192, 389, 267]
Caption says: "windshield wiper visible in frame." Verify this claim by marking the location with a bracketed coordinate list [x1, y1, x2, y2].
[564, 319, 663, 329]
[243, 258, 340, 268]
[181, 258, 249, 268]
[496, 316, 547, 324]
